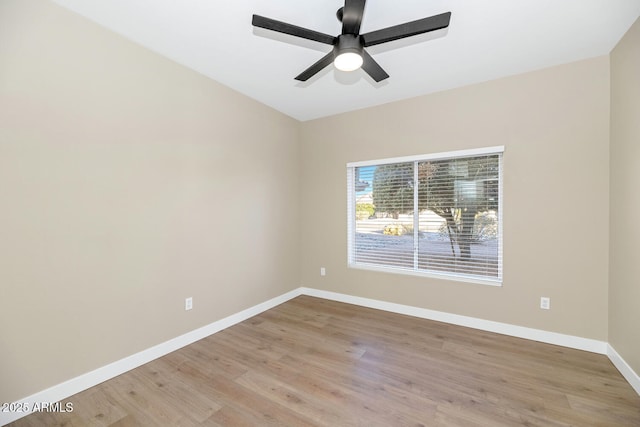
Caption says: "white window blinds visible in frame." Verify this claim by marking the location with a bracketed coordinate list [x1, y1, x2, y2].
[347, 147, 503, 285]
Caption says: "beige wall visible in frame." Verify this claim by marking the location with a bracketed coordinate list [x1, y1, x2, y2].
[300, 56, 610, 340]
[610, 17, 640, 375]
[0, 0, 300, 402]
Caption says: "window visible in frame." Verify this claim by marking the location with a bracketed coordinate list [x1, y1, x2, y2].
[347, 147, 503, 285]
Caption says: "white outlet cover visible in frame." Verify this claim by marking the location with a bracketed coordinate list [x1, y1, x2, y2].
[540, 297, 550, 310]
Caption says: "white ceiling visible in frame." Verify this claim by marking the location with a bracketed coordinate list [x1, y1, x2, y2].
[51, 0, 640, 121]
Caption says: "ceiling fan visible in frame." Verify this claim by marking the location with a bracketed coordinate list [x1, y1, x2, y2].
[252, 0, 451, 82]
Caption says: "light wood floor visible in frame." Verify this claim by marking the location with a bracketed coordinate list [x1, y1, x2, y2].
[10, 296, 640, 426]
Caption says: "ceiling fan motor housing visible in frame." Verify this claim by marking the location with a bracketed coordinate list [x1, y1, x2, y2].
[335, 34, 363, 57]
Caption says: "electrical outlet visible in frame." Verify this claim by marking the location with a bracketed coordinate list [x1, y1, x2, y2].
[540, 297, 550, 310]
[185, 297, 193, 311]
[320, 267, 326, 276]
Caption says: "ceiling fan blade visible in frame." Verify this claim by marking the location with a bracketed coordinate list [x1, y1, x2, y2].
[295, 51, 335, 81]
[252, 15, 335, 45]
[361, 50, 389, 82]
[342, 0, 366, 35]
[362, 12, 451, 47]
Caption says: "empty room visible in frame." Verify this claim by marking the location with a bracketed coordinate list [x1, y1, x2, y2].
[1, 0, 640, 425]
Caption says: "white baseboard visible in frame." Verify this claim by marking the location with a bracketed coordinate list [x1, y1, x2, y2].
[608, 344, 640, 396]
[299, 287, 608, 354]
[0, 288, 303, 426]
[3, 286, 638, 425]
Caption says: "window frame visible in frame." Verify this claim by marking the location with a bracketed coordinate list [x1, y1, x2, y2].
[347, 146, 504, 286]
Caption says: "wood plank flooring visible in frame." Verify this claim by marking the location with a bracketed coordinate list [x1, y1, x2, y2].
[9, 296, 640, 426]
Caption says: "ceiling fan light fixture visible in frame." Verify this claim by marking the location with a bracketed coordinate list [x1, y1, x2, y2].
[333, 34, 364, 72]
[334, 51, 363, 71]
